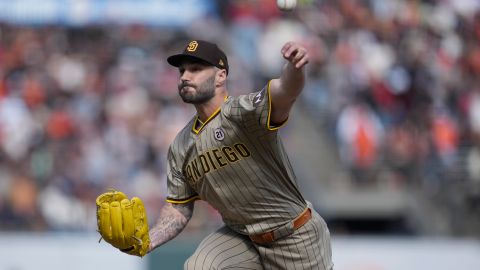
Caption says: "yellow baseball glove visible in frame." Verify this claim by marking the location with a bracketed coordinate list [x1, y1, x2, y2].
[96, 190, 150, 257]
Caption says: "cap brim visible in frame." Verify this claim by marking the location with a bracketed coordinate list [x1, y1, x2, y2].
[167, 54, 214, 67]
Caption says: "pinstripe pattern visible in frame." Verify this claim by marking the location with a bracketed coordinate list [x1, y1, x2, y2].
[185, 207, 333, 270]
[168, 81, 332, 269]
[185, 226, 263, 270]
[255, 208, 333, 270]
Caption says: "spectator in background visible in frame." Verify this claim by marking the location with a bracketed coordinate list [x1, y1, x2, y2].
[336, 93, 384, 185]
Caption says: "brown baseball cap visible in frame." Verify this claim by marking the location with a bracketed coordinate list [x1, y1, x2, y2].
[167, 40, 229, 74]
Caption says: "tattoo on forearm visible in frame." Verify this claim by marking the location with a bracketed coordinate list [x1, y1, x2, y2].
[149, 203, 193, 250]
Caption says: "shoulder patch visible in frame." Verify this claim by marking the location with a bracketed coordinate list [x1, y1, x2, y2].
[253, 88, 266, 107]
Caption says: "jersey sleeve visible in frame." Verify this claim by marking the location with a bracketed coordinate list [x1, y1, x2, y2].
[165, 146, 199, 204]
[225, 80, 288, 131]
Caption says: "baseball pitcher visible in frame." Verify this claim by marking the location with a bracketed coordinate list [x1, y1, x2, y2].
[96, 39, 333, 270]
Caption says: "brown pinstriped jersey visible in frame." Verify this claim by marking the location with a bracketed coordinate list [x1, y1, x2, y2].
[166, 81, 307, 235]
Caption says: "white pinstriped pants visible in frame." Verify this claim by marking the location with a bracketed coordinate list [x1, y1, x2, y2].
[184, 208, 333, 270]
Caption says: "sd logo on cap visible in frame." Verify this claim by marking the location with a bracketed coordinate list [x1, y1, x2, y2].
[187, 41, 198, 52]
[167, 40, 229, 74]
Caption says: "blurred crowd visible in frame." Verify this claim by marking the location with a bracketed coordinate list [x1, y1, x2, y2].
[0, 0, 480, 234]
[303, 0, 480, 189]
[305, 0, 480, 200]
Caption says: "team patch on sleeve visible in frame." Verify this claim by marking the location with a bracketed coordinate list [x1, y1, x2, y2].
[228, 81, 288, 131]
[253, 87, 266, 107]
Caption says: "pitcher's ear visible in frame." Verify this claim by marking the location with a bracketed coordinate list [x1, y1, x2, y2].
[216, 68, 227, 86]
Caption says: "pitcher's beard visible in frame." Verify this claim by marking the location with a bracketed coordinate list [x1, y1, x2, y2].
[179, 76, 216, 104]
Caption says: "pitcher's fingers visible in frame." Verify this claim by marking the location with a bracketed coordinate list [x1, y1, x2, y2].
[284, 46, 299, 59]
[291, 49, 304, 62]
[295, 55, 309, 69]
[281, 41, 294, 55]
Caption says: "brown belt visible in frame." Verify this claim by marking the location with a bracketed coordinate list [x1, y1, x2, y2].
[249, 207, 312, 244]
